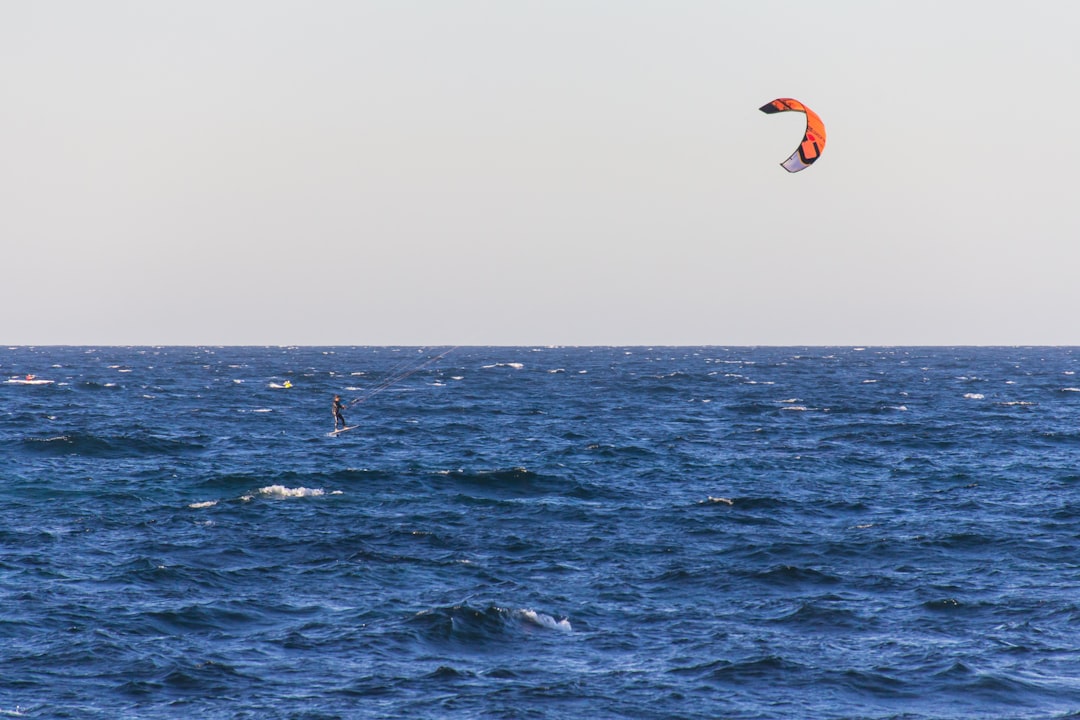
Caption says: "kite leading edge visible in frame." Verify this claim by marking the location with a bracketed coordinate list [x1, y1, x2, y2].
[759, 98, 826, 173]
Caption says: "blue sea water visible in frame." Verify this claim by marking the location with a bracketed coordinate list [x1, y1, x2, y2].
[3, 346, 1080, 719]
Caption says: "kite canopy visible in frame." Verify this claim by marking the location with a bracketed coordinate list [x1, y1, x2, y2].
[759, 98, 826, 173]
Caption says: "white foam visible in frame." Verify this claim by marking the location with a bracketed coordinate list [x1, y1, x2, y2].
[518, 609, 571, 632]
[1063, 388, 1080, 393]
[482, 362, 524, 370]
[704, 496, 734, 505]
[189, 500, 218, 509]
[251, 408, 272, 413]
[259, 485, 325, 498]
[963, 393, 985, 400]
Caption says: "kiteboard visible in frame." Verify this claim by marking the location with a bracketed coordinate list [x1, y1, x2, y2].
[329, 425, 360, 437]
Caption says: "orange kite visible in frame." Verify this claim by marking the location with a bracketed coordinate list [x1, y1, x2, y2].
[759, 98, 826, 173]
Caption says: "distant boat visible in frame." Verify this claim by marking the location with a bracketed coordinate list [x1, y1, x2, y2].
[6, 374, 54, 385]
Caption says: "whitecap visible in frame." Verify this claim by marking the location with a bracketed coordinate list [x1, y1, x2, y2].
[518, 609, 571, 632]
[189, 500, 218, 509]
[703, 496, 734, 505]
[1063, 388, 1080, 393]
[963, 393, 985, 400]
[259, 485, 325, 498]
[781, 406, 811, 411]
[251, 408, 272, 413]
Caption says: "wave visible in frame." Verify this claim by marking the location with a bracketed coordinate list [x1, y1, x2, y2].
[434, 467, 589, 499]
[251, 485, 326, 499]
[19, 432, 206, 458]
[670, 655, 807, 684]
[404, 604, 571, 645]
[770, 599, 870, 630]
[750, 564, 842, 587]
[74, 380, 122, 390]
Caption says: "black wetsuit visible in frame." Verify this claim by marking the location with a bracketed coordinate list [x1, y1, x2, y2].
[333, 398, 347, 429]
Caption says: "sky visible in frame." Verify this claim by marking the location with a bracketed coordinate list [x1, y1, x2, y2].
[2, 1, 1079, 346]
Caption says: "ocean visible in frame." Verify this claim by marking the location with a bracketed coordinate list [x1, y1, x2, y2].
[3, 346, 1080, 719]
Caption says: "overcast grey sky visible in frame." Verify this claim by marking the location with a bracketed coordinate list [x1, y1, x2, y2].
[3, 1, 1078, 345]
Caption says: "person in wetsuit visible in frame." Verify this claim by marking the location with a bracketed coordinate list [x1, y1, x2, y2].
[332, 395, 347, 430]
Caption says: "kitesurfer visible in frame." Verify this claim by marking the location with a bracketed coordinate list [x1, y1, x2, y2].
[332, 395, 347, 430]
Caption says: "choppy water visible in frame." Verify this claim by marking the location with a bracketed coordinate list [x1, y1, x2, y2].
[3, 346, 1080, 719]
